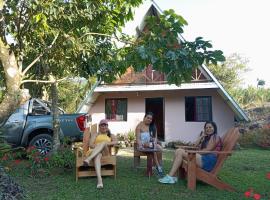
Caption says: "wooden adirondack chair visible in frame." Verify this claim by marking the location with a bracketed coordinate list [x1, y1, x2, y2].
[179, 127, 240, 191]
[75, 124, 117, 182]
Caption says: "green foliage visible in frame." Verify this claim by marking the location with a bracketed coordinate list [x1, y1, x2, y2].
[0, 139, 74, 177]
[239, 132, 257, 148]
[0, 130, 11, 157]
[49, 145, 75, 169]
[124, 9, 225, 85]
[208, 53, 249, 90]
[166, 140, 193, 148]
[116, 130, 135, 147]
[26, 146, 50, 177]
[1, 0, 144, 83]
[5, 148, 270, 199]
[230, 87, 270, 109]
[239, 128, 270, 149]
[127, 130, 135, 143]
[44, 137, 75, 169]
[257, 79, 266, 87]
[0, 90, 3, 102]
[1, 0, 225, 90]
[253, 129, 270, 149]
[116, 133, 125, 141]
[57, 79, 90, 113]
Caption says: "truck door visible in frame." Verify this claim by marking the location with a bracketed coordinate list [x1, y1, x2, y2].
[2, 101, 29, 146]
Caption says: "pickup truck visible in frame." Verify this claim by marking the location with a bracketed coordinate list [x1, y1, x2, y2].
[1, 98, 88, 155]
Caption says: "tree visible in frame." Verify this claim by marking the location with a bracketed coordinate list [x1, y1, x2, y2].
[257, 79, 265, 88]
[0, 0, 225, 151]
[207, 53, 249, 90]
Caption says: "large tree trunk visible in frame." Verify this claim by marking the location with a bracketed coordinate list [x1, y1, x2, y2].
[0, 39, 26, 126]
[51, 81, 60, 154]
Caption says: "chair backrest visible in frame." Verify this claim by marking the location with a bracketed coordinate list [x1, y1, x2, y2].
[222, 127, 240, 152]
[211, 127, 240, 175]
[83, 123, 97, 155]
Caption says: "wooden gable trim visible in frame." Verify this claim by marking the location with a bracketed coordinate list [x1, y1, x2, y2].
[113, 66, 211, 85]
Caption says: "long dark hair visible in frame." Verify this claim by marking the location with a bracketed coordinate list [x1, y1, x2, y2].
[107, 129, 111, 137]
[144, 112, 157, 137]
[200, 121, 218, 149]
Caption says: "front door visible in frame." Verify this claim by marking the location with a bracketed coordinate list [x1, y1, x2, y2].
[145, 97, 164, 141]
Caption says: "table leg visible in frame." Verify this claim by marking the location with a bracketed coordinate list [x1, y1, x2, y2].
[146, 153, 153, 178]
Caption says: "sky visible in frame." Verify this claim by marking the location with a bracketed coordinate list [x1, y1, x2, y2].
[123, 0, 270, 88]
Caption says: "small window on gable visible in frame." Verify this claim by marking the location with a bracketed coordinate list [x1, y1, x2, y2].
[105, 98, 127, 121]
[185, 96, 212, 122]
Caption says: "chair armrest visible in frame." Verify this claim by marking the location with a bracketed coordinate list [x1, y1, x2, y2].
[176, 145, 199, 150]
[185, 150, 233, 155]
[75, 146, 84, 158]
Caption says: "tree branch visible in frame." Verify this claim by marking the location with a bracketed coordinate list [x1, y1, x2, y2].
[79, 32, 134, 45]
[22, 32, 60, 76]
[21, 77, 68, 84]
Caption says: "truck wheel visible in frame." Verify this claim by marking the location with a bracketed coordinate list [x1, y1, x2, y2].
[29, 134, 53, 155]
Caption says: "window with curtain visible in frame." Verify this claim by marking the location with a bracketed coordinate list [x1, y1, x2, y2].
[105, 98, 127, 121]
[185, 96, 212, 122]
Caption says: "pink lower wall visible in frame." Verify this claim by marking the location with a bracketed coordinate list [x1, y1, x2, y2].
[89, 89, 235, 142]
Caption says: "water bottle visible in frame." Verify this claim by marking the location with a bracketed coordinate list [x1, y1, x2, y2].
[149, 137, 154, 149]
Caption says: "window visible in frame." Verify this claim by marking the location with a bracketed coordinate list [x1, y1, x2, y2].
[105, 98, 127, 121]
[185, 96, 212, 122]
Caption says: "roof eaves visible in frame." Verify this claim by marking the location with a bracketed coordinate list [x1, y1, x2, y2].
[201, 64, 249, 122]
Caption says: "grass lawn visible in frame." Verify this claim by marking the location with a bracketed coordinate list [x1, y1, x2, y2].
[9, 148, 270, 200]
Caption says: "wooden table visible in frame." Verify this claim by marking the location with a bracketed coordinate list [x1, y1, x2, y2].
[137, 148, 161, 177]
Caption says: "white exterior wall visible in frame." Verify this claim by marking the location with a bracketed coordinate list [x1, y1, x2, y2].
[89, 89, 234, 142]
[164, 89, 234, 142]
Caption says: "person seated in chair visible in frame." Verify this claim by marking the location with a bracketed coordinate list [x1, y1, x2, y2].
[83, 119, 118, 189]
[135, 112, 163, 176]
[158, 121, 222, 184]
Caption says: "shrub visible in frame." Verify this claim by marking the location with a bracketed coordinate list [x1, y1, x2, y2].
[116, 133, 125, 142]
[0, 130, 12, 158]
[116, 130, 136, 147]
[26, 146, 50, 177]
[127, 130, 135, 145]
[253, 128, 270, 149]
[49, 145, 75, 169]
[166, 140, 193, 149]
[239, 128, 270, 149]
[239, 132, 256, 148]
[25, 142, 74, 177]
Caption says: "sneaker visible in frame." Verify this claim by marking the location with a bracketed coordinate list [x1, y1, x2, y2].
[158, 175, 176, 184]
[155, 166, 164, 177]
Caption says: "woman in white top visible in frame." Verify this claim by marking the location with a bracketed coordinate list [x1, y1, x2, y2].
[135, 112, 163, 176]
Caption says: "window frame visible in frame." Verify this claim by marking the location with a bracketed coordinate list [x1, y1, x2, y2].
[105, 98, 128, 121]
[185, 96, 212, 122]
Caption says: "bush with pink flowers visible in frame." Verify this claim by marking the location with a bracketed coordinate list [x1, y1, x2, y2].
[0, 143, 75, 178]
